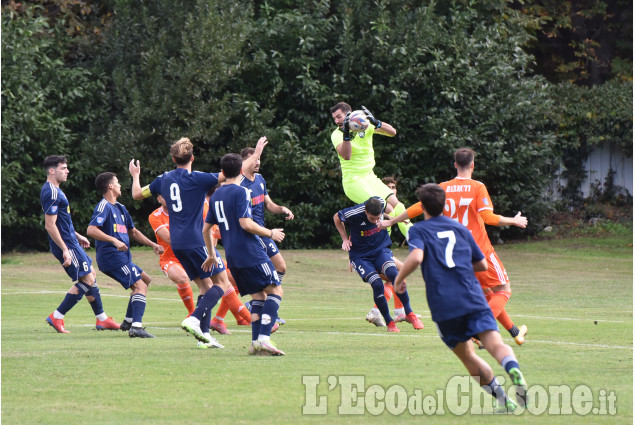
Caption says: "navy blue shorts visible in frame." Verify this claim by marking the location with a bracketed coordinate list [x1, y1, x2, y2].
[231, 261, 281, 296]
[52, 244, 93, 282]
[102, 261, 144, 290]
[259, 236, 280, 258]
[350, 248, 397, 282]
[435, 309, 499, 349]
[173, 246, 225, 280]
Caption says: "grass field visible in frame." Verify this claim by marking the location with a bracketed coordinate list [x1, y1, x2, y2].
[2, 232, 632, 424]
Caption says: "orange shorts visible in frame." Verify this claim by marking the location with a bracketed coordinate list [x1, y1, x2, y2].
[475, 250, 510, 289]
[160, 260, 186, 276]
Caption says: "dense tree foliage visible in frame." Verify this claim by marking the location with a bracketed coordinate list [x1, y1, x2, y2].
[2, 0, 631, 251]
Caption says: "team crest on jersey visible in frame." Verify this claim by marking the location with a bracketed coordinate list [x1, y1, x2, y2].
[358, 131, 365, 138]
[51, 206, 58, 213]
[96, 217, 105, 225]
[483, 198, 489, 205]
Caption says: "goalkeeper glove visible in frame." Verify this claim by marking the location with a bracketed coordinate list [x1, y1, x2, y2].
[361, 105, 382, 129]
[343, 111, 351, 141]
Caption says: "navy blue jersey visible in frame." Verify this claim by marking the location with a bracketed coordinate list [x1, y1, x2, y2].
[337, 198, 391, 259]
[40, 182, 79, 249]
[89, 199, 135, 271]
[148, 169, 219, 250]
[205, 183, 270, 269]
[240, 173, 267, 226]
[407, 215, 489, 322]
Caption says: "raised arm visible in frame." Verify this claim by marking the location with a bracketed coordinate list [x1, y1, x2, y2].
[242, 136, 268, 171]
[361, 105, 396, 137]
[129, 159, 149, 200]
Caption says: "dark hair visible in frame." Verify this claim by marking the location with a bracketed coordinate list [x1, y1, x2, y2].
[454, 148, 475, 169]
[206, 183, 221, 198]
[382, 176, 396, 186]
[170, 137, 194, 165]
[240, 147, 255, 160]
[364, 197, 384, 216]
[415, 184, 446, 217]
[330, 102, 352, 114]
[43, 155, 67, 171]
[95, 172, 116, 194]
[220, 153, 243, 179]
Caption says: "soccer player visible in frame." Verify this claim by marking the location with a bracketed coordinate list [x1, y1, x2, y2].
[383, 148, 529, 345]
[330, 102, 411, 238]
[129, 137, 229, 348]
[40, 155, 120, 333]
[333, 197, 424, 333]
[240, 138, 293, 325]
[86, 172, 164, 338]
[148, 195, 197, 315]
[203, 153, 286, 355]
[393, 183, 527, 410]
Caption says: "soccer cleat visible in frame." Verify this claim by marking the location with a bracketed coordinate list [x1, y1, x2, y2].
[472, 337, 486, 350]
[196, 334, 224, 349]
[255, 340, 285, 356]
[386, 321, 400, 333]
[120, 320, 132, 331]
[236, 318, 251, 326]
[494, 398, 517, 414]
[129, 327, 156, 338]
[181, 316, 210, 343]
[514, 325, 528, 346]
[46, 313, 70, 333]
[96, 317, 121, 331]
[366, 309, 386, 327]
[508, 367, 528, 407]
[394, 313, 407, 323]
[276, 317, 286, 325]
[406, 312, 424, 330]
[271, 322, 280, 333]
[210, 320, 231, 335]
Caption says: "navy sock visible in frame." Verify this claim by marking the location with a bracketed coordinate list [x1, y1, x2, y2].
[86, 284, 104, 316]
[131, 293, 147, 324]
[200, 310, 210, 334]
[125, 295, 133, 319]
[482, 377, 508, 406]
[57, 282, 89, 315]
[395, 290, 413, 315]
[369, 275, 392, 323]
[258, 294, 282, 337]
[191, 286, 223, 321]
[501, 355, 520, 373]
[196, 295, 203, 307]
[250, 300, 264, 341]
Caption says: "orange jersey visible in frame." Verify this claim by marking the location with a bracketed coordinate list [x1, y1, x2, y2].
[439, 177, 495, 257]
[148, 207, 179, 264]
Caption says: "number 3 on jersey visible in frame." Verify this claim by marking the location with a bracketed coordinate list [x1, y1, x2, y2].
[214, 200, 229, 231]
[445, 197, 472, 227]
[437, 230, 456, 268]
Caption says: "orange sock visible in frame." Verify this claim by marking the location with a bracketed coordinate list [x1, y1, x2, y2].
[176, 283, 195, 314]
[486, 291, 513, 330]
[222, 286, 251, 323]
[386, 283, 404, 309]
[214, 297, 229, 321]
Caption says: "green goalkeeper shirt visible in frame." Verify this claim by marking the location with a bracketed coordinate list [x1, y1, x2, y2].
[331, 125, 377, 184]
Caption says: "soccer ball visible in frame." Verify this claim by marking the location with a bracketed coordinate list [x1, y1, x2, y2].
[348, 110, 369, 132]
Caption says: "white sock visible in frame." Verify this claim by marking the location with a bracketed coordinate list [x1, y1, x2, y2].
[96, 313, 108, 321]
[132, 321, 142, 328]
[53, 310, 64, 319]
[258, 335, 271, 343]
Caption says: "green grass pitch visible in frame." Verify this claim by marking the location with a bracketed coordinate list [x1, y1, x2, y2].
[2, 233, 632, 424]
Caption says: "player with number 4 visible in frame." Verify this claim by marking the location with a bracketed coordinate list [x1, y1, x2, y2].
[382, 148, 529, 346]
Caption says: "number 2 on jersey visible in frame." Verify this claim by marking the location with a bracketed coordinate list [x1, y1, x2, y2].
[214, 201, 230, 231]
[436, 230, 456, 268]
[445, 197, 473, 227]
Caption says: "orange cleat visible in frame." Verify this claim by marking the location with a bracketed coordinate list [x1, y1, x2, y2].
[96, 316, 121, 331]
[406, 312, 424, 330]
[386, 321, 400, 333]
[46, 313, 70, 333]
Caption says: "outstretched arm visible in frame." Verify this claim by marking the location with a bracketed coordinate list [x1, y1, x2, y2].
[264, 195, 294, 220]
[242, 136, 268, 171]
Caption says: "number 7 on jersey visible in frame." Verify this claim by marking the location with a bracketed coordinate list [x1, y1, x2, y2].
[437, 230, 456, 268]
